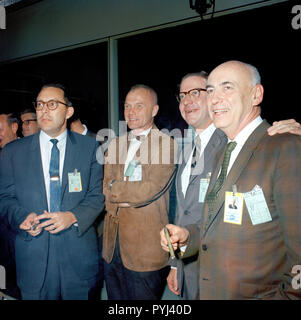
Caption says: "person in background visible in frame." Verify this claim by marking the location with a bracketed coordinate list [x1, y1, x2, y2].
[20, 108, 39, 137]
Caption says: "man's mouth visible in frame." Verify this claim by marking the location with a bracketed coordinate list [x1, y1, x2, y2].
[212, 108, 229, 116]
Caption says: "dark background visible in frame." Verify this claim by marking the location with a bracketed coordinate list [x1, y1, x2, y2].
[0, 1, 300, 134]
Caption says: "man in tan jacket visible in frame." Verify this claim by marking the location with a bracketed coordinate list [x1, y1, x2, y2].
[102, 84, 176, 300]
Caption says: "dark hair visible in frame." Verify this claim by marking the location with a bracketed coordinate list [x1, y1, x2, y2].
[20, 108, 37, 119]
[178, 71, 208, 89]
[39, 83, 73, 106]
[0, 112, 19, 126]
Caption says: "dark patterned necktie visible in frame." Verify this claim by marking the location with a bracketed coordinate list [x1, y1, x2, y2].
[206, 141, 237, 212]
[49, 139, 61, 212]
[190, 135, 201, 175]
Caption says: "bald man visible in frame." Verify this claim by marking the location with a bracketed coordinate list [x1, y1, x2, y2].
[162, 61, 301, 300]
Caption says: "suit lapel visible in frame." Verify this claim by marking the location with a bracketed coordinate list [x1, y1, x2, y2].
[204, 121, 270, 233]
[61, 131, 80, 199]
[30, 133, 48, 208]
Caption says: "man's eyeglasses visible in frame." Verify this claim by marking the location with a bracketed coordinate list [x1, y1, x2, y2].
[176, 88, 207, 103]
[22, 119, 37, 125]
[32, 100, 70, 111]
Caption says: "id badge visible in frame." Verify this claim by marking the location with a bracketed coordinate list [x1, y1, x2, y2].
[129, 164, 142, 182]
[244, 185, 272, 225]
[198, 172, 211, 203]
[68, 169, 82, 192]
[224, 185, 244, 225]
[125, 160, 140, 177]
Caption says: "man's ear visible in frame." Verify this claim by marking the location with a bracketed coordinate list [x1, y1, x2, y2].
[252, 84, 264, 106]
[66, 106, 74, 120]
[152, 104, 159, 117]
[11, 122, 18, 135]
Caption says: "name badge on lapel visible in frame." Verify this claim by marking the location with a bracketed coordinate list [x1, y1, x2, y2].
[244, 185, 272, 225]
[68, 169, 82, 192]
[224, 185, 244, 225]
[198, 172, 211, 203]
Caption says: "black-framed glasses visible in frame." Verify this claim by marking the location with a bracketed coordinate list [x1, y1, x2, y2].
[32, 100, 69, 111]
[176, 88, 207, 103]
[22, 119, 37, 125]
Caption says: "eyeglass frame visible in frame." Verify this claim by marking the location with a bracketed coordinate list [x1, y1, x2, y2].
[21, 119, 37, 125]
[176, 88, 207, 103]
[32, 99, 71, 111]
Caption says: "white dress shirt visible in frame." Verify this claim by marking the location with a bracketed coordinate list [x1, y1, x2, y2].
[124, 126, 152, 179]
[181, 123, 216, 197]
[226, 116, 263, 176]
[39, 130, 67, 211]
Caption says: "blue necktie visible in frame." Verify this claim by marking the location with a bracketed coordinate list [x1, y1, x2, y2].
[49, 139, 61, 212]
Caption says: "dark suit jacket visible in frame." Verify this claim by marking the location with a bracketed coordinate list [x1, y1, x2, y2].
[184, 121, 301, 299]
[172, 128, 227, 299]
[102, 126, 176, 272]
[0, 131, 105, 293]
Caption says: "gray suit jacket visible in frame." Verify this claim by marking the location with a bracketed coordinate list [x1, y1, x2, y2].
[171, 128, 227, 299]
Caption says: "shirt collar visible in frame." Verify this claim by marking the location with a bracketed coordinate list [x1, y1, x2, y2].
[228, 116, 263, 146]
[82, 124, 88, 136]
[129, 126, 152, 141]
[40, 129, 67, 146]
[195, 123, 216, 146]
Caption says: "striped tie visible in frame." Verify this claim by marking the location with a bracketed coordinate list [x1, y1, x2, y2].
[190, 135, 201, 176]
[206, 141, 237, 212]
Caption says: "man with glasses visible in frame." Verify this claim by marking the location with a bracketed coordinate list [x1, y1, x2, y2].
[166, 71, 301, 300]
[0, 84, 105, 299]
[20, 108, 39, 137]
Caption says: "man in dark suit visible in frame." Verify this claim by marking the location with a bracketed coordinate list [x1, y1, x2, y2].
[0, 84, 105, 300]
[162, 61, 301, 299]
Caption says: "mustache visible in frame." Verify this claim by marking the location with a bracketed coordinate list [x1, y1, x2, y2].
[184, 105, 200, 111]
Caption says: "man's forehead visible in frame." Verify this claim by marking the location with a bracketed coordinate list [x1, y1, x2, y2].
[208, 63, 251, 85]
[180, 76, 207, 90]
[125, 89, 152, 103]
[21, 112, 35, 118]
[38, 87, 64, 99]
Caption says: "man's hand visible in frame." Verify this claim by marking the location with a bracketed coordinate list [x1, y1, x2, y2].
[20, 212, 42, 237]
[167, 268, 180, 295]
[268, 119, 301, 136]
[34, 210, 77, 234]
[160, 224, 189, 252]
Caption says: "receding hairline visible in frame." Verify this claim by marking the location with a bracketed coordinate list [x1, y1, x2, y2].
[211, 60, 261, 86]
[38, 84, 73, 106]
[127, 84, 158, 105]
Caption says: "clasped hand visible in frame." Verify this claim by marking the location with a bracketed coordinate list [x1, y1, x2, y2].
[19, 210, 77, 236]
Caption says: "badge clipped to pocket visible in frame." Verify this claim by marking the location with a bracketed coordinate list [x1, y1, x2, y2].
[125, 160, 142, 182]
[68, 169, 82, 192]
[244, 185, 272, 225]
[198, 172, 211, 203]
[224, 185, 244, 225]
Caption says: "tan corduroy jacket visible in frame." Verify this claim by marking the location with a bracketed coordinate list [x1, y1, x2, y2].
[102, 125, 177, 272]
